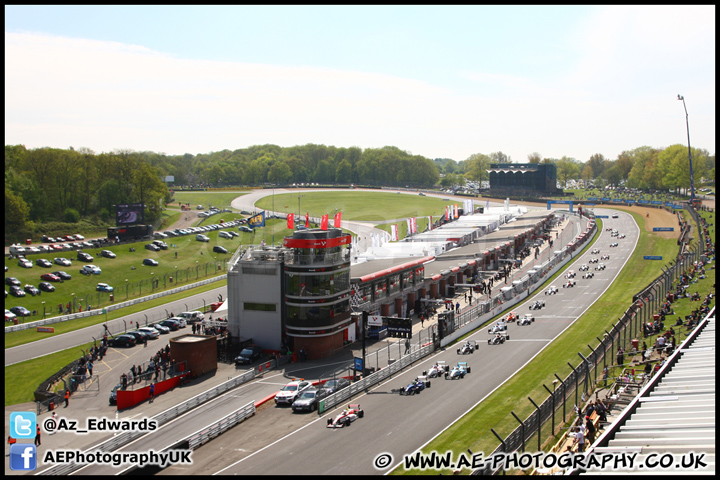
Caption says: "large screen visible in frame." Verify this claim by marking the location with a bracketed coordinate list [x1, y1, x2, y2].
[115, 203, 144, 226]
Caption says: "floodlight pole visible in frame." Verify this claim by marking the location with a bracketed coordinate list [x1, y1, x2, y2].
[677, 95, 696, 202]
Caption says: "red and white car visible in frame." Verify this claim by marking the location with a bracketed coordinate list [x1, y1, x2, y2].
[326, 404, 364, 428]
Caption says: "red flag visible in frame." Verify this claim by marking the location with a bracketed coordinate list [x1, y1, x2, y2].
[334, 211, 342, 228]
[321, 214, 329, 230]
[445, 206, 449, 221]
[305, 212, 309, 228]
[287, 213, 294, 229]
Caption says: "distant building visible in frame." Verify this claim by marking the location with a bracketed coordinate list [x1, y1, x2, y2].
[488, 163, 562, 196]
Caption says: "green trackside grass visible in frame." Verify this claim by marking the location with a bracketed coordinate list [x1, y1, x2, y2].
[255, 191, 452, 223]
[169, 191, 248, 210]
[395, 209, 706, 475]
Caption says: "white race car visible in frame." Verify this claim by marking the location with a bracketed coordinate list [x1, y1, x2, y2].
[488, 321, 508, 334]
[488, 332, 509, 345]
[563, 279, 576, 288]
[425, 361, 448, 378]
[327, 404, 364, 428]
[529, 300, 545, 310]
[601, 254, 610, 260]
[591, 248, 600, 254]
[518, 313, 534, 326]
[445, 362, 470, 380]
[545, 286, 558, 295]
[582, 272, 594, 279]
[588, 258, 599, 264]
[610, 242, 619, 247]
[457, 341, 478, 355]
[579, 264, 589, 271]
[565, 270, 576, 278]
[596, 263, 606, 271]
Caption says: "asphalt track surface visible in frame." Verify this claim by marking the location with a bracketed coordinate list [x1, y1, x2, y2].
[154, 208, 638, 476]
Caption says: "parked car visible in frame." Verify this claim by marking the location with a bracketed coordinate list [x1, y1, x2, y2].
[168, 316, 187, 328]
[142, 258, 159, 266]
[152, 240, 169, 250]
[5, 309, 17, 322]
[145, 243, 160, 251]
[322, 378, 351, 394]
[99, 250, 117, 259]
[124, 331, 151, 343]
[291, 388, 329, 413]
[36, 258, 53, 268]
[23, 284, 40, 296]
[176, 311, 204, 324]
[10, 306, 32, 317]
[137, 327, 160, 339]
[5, 277, 21, 287]
[18, 258, 33, 268]
[52, 271, 72, 280]
[38, 282, 55, 292]
[40, 273, 62, 282]
[109, 383, 123, 405]
[108, 334, 136, 348]
[54, 257, 72, 267]
[218, 231, 233, 239]
[212, 245, 228, 254]
[9, 285, 26, 297]
[238, 226, 253, 233]
[149, 323, 170, 334]
[158, 319, 180, 331]
[234, 345, 264, 365]
[196, 234, 210, 242]
[274, 380, 313, 406]
[81, 265, 102, 275]
[77, 251, 94, 262]
[96, 283, 114, 292]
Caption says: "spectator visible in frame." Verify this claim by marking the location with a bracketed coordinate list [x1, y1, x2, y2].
[616, 347, 624, 366]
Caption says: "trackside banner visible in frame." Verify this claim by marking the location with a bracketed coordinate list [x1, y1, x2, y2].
[248, 211, 266, 227]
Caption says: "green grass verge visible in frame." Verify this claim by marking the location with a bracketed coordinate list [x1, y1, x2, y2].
[395, 209, 714, 475]
[169, 191, 248, 210]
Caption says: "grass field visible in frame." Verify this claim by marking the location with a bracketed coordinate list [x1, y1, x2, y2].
[169, 191, 249, 210]
[255, 191, 453, 223]
[394, 209, 715, 475]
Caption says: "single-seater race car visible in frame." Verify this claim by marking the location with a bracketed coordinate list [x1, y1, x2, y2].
[596, 263, 606, 271]
[505, 312, 519, 322]
[588, 257, 599, 264]
[545, 286, 558, 295]
[424, 361, 448, 378]
[582, 272, 594, 279]
[326, 404, 364, 428]
[563, 279, 576, 288]
[565, 270, 576, 278]
[445, 362, 471, 380]
[518, 313, 534, 326]
[488, 321, 508, 334]
[529, 299, 545, 310]
[457, 340, 478, 355]
[579, 264, 589, 271]
[591, 248, 600, 254]
[618, 234, 626, 239]
[398, 377, 428, 395]
[600, 254, 610, 260]
[610, 242, 619, 247]
[488, 332, 509, 345]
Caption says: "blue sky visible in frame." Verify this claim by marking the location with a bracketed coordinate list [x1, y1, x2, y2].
[5, 5, 715, 163]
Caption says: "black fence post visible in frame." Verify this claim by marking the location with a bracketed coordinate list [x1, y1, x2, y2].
[510, 411, 525, 453]
[568, 362, 579, 411]
[490, 429, 506, 476]
[543, 384, 556, 437]
[554, 374, 566, 422]
[528, 397, 542, 451]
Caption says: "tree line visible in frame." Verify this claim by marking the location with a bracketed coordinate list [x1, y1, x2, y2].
[5, 142, 714, 236]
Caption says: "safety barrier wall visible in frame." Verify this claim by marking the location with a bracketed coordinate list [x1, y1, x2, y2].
[186, 401, 256, 450]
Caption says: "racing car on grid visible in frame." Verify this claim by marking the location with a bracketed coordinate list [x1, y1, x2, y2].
[579, 264, 589, 271]
[326, 404, 364, 428]
[488, 320, 508, 333]
[596, 263, 606, 271]
[397, 376, 429, 395]
[457, 340, 478, 355]
[545, 286, 558, 295]
[563, 279, 576, 288]
[505, 311, 519, 322]
[565, 270, 576, 278]
[518, 313, 535, 326]
[445, 362, 470, 380]
[610, 242, 619, 247]
[529, 299, 545, 310]
[588, 257, 599, 263]
[618, 234, 626, 239]
[601, 254, 610, 260]
[582, 272, 594, 279]
[591, 248, 600, 254]
[488, 332, 509, 345]
[424, 361, 448, 378]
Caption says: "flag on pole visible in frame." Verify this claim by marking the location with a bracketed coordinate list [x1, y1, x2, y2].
[321, 214, 329, 230]
[248, 211, 266, 228]
[429, 216, 432, 230]
[334, 211, 342, 228]
[305, 212, 309, 228]
[445, 206, 449, 221]
[454, 204, 459, 218]
[391, 224, 398, 241]
[287, 213, 294, 229]
[486, 198, 490, 210]
[410, 217, 417, 234]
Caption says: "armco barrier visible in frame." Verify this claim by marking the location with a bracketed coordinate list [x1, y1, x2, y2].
[187, 401, 256, 450]
[38, 367, 259, 475]
[5, 274, 227, 333]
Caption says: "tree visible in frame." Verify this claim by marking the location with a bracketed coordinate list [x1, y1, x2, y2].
[268, 161, 293, 185]
[5, 187, 30, 232]
[490, 151, 511, 163]
[463, 153, 491, 182]
[527, 152, 542, 164]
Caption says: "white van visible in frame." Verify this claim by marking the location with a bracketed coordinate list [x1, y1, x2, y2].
[177, 311, 205, 324]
